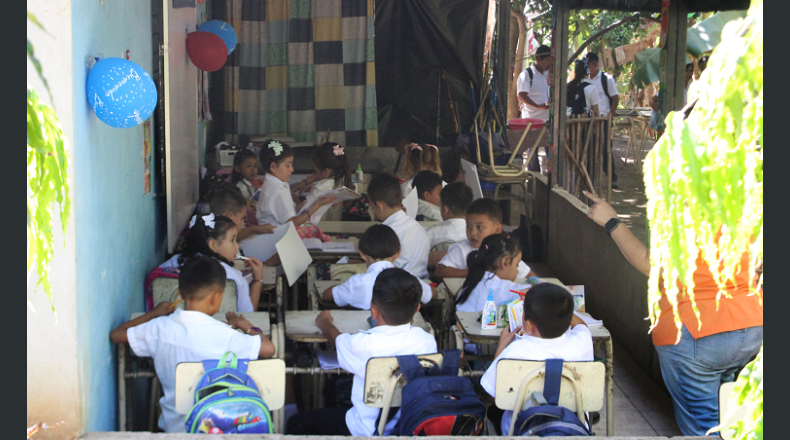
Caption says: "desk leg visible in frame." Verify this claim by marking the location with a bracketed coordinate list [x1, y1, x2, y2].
[606, 339, 614, 436]
[307, 265, 317, 311]
[118, 344, 127, 431]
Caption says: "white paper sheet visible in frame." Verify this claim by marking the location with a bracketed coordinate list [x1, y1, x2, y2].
[317, 348, 341, 370]
[300, 187, 362, 224]
[574, 311, 603, 327]
[275, 223, 313, 286]
[461, 159, 484, 200]
[321, 242, 355, 252]
[239, 223, 291, 263]
[403, 187, 418, 219]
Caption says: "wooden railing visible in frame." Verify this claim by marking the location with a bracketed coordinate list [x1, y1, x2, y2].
[561, 114, 613, 201]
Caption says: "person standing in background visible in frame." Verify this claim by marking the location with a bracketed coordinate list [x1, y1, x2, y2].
[516, 45, 552, 173]
[586, 52, 619, 188]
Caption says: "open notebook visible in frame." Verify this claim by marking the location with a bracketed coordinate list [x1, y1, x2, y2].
[302, 239, 356, 253]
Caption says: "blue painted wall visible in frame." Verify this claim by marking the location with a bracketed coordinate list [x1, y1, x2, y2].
[71, 0, 166, 431]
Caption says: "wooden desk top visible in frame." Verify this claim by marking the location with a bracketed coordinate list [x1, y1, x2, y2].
[284, 310, 430, 343]
[455, 311, 610, 343]
[131, 311, 271, 336]
[318, 220, 441, 236]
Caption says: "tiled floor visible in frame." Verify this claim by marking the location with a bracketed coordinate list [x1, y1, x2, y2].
[591, 339, 683, 437]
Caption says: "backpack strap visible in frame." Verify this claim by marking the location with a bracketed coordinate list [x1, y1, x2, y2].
[527, 66, 534, 87]
[600, 71, 610, 97]
[396, 355, 426, 382]
[543, 359, 564, 406]
[440, 349, 461, 376]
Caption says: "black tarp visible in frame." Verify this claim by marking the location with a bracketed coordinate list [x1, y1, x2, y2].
[375, 0, 488, 147]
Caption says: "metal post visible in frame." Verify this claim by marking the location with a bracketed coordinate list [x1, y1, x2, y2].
[497, 0, 511, 125]
[664, 0, 688, 115]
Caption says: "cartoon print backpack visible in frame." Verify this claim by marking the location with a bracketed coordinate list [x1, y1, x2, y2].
[391, 349, 486, 436]
[513, 359, 591, 437]
[185, 351, 272, 434]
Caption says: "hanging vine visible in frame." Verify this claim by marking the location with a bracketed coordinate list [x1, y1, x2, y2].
[642, 1, 762, 438]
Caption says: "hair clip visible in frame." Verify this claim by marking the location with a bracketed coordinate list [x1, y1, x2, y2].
[332, 145, 344, 156]
[268, 140, 283, 156]
[189, 213, 215, 229]
[426, 144, 438, 151]
[409, 143, 422, 152]
[484, 244, 488, 250]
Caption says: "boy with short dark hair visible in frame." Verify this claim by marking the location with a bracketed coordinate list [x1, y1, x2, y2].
[109, 256, 275, 432]
[322, 224, 437, 308]
[412, 170, 444, 221]
[210, 188, 274, 241]
[367, 172, 430, 279]
[288, 268, 438, 436]
[480, 283, 593, 435]
[434, 198, 534, 281]
[426, 182, 473, 251]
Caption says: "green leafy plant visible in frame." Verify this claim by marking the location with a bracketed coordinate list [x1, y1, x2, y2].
[27, 12, 70, 317]
[642, 1, 762, 438]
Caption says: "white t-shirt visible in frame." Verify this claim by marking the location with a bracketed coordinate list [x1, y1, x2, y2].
[589, 71, 619, 116]
[332, 261, 434, 309]
[382, 210, 430, 279]
[336, 323, 437, 436]
[480, 325, 594, 435]
[455, 271, 530, 313]
[426, 218, 467, 250]
[417, 199, 442, 222]
[304, 178, 337, 211]
[127, 309, 261, 432]
[516, 66, 551, 121]
[236, 178, 256, 200]
[437, 239, 531, 279]
[159, 255, 254, 312]
[256, 173, 296, 226]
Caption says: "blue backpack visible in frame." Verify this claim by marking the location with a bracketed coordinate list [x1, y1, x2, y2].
[391, 349, 485, 436]
[185, 351, 273, 434]
[513, 359, 591, 437]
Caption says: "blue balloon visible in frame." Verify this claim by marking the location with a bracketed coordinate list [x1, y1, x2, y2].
[198, 20, 237, 55]
[86, 58, 158, 129]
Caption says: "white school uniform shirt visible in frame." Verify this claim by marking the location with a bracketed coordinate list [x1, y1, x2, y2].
[417, 199, 442, 221]
[401, 177, 447, 198]
[336, 323, 437, 436]
[480, 325, 594, 435]
[332, 261, 434, 309]
[437, 239, 532, 279]
[159, 255, 254, 313]
[236, 178, 256, 200]
[589, 71, 619, 117]
[516, 65, 551, 121]
[382, 210, 430, 279]
[426, 218, 467, 250]
[455, 271, 529, 312]
[256, 173, 296, 226]
[303, 178, 336, 210]
[127, 309, 262, 433]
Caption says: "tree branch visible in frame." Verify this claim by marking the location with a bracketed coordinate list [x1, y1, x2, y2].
[567, 13, 656, 64]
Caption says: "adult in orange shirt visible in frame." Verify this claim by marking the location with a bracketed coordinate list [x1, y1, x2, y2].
[584, 191, 762, 436]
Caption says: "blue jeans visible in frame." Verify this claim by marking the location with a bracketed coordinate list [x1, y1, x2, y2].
[655, 324, 763, 436]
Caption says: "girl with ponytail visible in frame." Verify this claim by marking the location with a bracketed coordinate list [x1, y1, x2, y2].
[455, 233, 531, 312]
[400, 143, 443, 197]
[159, 213, 264, 312]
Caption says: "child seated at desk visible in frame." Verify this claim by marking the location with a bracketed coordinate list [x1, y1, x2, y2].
[210, 188, 274, 242]
[434, 198, 535, 282]
[291, 142, 351, 222]
[400, 142, 443, 197]
[455, 233, 531, 312]
[160, 214, 264, 312]
[322, 224, 436, 308]
[368, 172, 430, 279]
[288, 268, 437, 436]
[256, 139, 336, 227]
[413, 170, 444, 222]
[110, 256, 276, 433]
[480, 283, 593, 435]
[425, 182, 473, 251]
[231, 149, 262, 201]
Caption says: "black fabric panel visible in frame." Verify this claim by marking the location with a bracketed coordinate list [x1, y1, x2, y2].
[316, 109, 346, 131]
[314, 41, 344, 64]
[375, 0, 487, 147]
[240, 0, 266, 20]
[239, 67, 266, 90]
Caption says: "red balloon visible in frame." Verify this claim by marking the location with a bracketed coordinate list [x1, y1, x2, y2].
[187, 31, 228, 72]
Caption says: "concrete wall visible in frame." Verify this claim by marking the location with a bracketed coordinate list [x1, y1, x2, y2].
[533, 178, 660, 381]
[70, 0, 167, 432]
[27, 1, 82, 438]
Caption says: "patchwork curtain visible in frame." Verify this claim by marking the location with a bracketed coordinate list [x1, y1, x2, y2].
[212, 0, 378, 146]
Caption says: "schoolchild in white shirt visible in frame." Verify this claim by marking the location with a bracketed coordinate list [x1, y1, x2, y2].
[291, 142, 352, 222]
[322, 224, 436, 308]
[110, 256, 276, 433]
[160, 214, 265, 313]
[413, 170, 444, 222]
[426, 182, 474, 251]
[210, 188, 274, 243]
[231, 149, 261, 200]
[255, 139, 336, 227]
[368, 172, 431, 279]
[400, 143, 443, 197]
[287, 268, 438, 436]
[455, 233, 531, 313]
[480, 283, 594, 435]
[435, 198, 535, 282]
